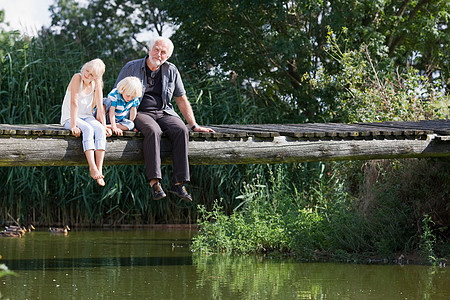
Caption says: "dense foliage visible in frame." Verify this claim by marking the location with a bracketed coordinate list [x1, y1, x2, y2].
[166, 0, 450, 121]
[0, 0, 449, 262]
[193, 159, 449, 263]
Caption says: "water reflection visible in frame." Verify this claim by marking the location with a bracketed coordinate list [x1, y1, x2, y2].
[4, 256, 193, 270]
[194, 255, 450, 299]
[0, 229, 448, 299]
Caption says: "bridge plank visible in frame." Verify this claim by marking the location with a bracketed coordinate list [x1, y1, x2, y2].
[0, 120, 448, 167]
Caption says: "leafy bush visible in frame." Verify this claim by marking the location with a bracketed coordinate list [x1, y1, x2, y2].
[192, 164, 350, 257]
[324, 27, 449, 123]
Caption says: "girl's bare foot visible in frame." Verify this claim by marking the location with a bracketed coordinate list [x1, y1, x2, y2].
[89, 168, 104, 180]
[97, 178, 105, 186]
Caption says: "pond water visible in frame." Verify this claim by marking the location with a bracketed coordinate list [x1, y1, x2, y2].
[0, 229, 448, 299]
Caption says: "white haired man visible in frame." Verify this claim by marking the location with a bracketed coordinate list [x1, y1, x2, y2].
[115, 36, 214, 201]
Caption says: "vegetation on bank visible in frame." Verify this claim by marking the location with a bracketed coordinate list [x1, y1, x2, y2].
[191, 33, 449, 263]
[0, 1, 449, 263]
[192, 159, 449, 264]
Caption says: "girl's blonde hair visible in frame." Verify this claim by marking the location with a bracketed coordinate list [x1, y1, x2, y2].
[81, 58, 105, 110]
[117, 76, 143, 99]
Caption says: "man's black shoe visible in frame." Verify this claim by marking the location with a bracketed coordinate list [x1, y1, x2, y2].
[151, 182, 166, 200]
[169, 184, 193, 202]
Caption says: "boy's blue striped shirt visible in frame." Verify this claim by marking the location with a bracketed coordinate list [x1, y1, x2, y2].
[108, 88, 140, 121]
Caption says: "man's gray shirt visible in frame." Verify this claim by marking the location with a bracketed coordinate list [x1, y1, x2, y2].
[114, 56, 186, 118]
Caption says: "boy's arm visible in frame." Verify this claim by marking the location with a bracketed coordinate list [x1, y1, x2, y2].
[109, 105, 124, 136]
[109, 106, 117, 129]
[129, 107, 137, 122]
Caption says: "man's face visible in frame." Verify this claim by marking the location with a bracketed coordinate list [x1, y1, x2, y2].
[149, 40, 170, 68]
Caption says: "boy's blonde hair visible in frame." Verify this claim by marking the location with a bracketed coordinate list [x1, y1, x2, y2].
[81, 58, 105, 110]
[117, 76, 143, 99]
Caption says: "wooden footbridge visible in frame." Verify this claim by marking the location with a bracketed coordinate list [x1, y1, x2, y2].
[0, 120, 448, 167]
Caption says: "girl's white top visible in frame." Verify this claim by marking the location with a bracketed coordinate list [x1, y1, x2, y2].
[60, 74, 96, 125]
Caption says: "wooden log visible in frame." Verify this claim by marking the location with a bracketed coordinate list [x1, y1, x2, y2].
[0, 121, 448, 166]
[0, 133, 448, 167]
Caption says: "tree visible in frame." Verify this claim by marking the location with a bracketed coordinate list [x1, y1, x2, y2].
[165, 0, 449, 121]
[379, 0, 449, 90]
[47, 0, 171, 81]
[41, 0, 449, 121]
[165, 0, 332, 122]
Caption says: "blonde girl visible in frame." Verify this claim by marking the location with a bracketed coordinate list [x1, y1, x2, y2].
[60, 58, 111, 186]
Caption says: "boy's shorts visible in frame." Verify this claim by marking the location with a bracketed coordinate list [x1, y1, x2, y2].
[118, 119, 135, 130]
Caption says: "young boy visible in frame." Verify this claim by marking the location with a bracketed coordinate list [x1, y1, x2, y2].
[105, 76, 143, 136]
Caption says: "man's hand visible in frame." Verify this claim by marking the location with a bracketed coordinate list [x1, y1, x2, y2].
[192, 125, 215, 133]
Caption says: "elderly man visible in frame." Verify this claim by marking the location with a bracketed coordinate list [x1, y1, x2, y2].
[115, 36, 214, 201]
